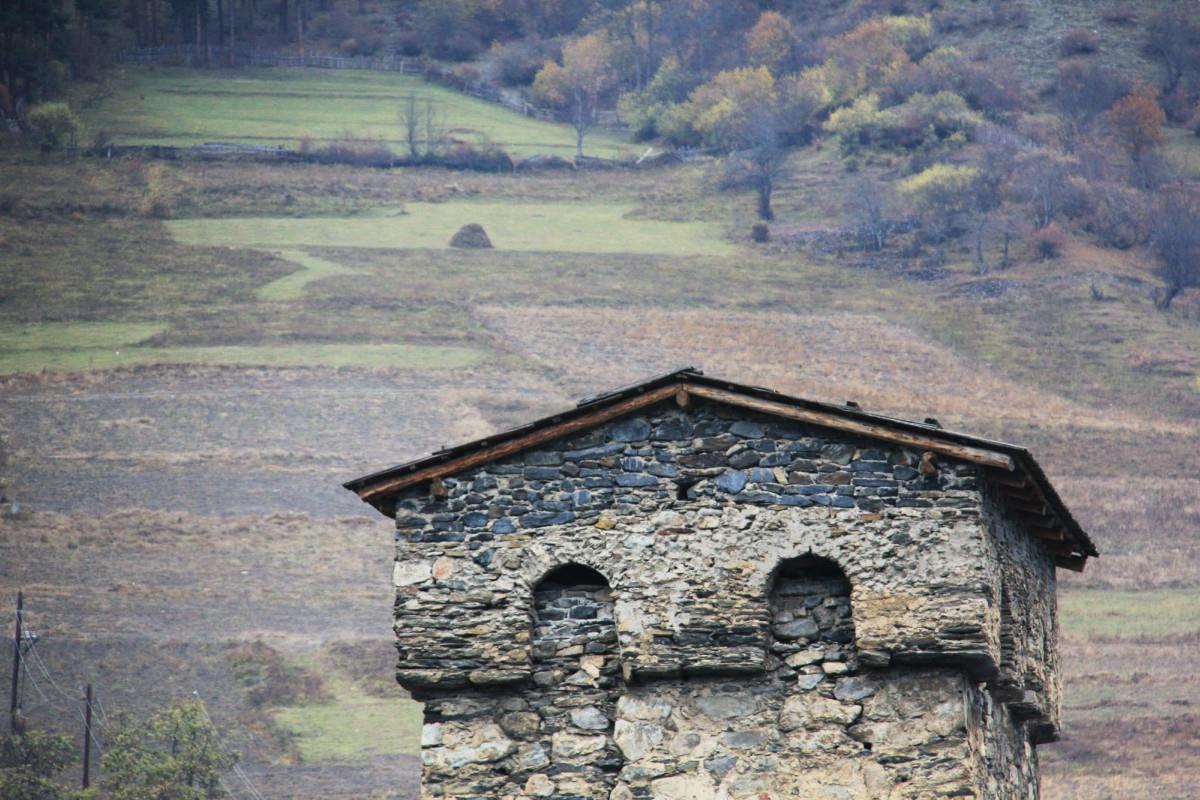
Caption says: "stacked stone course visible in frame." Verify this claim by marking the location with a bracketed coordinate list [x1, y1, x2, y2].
[382, 400, 1062, 799]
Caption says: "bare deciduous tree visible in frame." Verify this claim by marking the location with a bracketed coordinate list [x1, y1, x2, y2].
[720, 111, 786, 221]
[1014, 150, 1081, 229]
[1142, 9, 1200, 94]
[533, 33, 617, 157]
[845, 178, 892, 251]
[1150, 189, 1200, 310]
[399, 93, 445, 160]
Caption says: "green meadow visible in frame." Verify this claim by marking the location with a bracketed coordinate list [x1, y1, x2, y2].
[79, 66, 633, 157]
[167, 201, 735, 256]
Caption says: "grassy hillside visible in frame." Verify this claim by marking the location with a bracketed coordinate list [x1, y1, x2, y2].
[3, 145, 1200, 798]
[77, 66, 634, 157]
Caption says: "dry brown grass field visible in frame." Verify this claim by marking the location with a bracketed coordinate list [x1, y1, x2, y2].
[2, 142, 1199, 799]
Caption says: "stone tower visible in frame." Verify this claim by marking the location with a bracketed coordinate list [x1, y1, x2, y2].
[344, 369, 1094, 800]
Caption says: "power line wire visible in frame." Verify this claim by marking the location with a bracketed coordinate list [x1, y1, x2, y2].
[20, 644, 105, 761]
[193, 692, 266, 800]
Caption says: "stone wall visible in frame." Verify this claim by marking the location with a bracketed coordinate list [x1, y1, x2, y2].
[391, 400, 1058, 798]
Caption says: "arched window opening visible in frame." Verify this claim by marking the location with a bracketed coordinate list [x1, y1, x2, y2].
[529, 564, 623, 787]
[769, 555, 855, 656]
[532, 564, 617, 665]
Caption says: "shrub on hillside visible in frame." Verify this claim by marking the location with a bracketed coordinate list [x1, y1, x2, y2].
[1106, 84, 1166, 162]
[931, 5, 990, 35]
[1149, 189, 1200, 309]
[1059, 28, 1100, 58]
[955, 58, 1025, 116]
[415, 0, 482, 60]
[1, 727, 74, 800]
[825, 91, 980, 154]
[441, 142, 514, 172]
[1085, 185, 1148, 249]
[746, 11, 801, 74]
[312, 135, 397, 168]
[1102, 5, 1136, 26]
[898, 163, 980, 261]
[26, 102, 80, 150]
[1030, 222, 1066, 260]
[617, 57, 699, 141]
[492, 38, 557, 86]
[888, 48, 1024, 117]
[1142, 9, 1200, 95]
[1053, 61, 1133, 127]
[1159, 85, 1195, 124]
[228, 640, 330, 708]
[666, 66, 776, 148]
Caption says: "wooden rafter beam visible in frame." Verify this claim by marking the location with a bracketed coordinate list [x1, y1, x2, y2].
[1008, 500, 1051, 517]
[1054, 555, 1087, 572]
[990, 472, 1031, 489]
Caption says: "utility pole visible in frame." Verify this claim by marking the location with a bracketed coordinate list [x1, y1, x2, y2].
[82, 684, 93, 789]
[9, 591, 21, 735]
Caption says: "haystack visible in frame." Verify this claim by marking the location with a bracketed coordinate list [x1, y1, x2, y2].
[449, 223, 493, 249]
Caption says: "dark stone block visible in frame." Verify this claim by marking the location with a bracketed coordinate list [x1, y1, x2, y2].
[734, 491, 779, 504]
[678, 451, 726, 468]
[705, 755, 738, 781]
[695, 435, 738, 451]
[849, 460, 891, 473]
[652, 418, 692, 440]
[730, 421, 765, 438]
[565, 443, 626, 462]
[525, 466, 561, 480]
[522, 511, 577, 528]
[648, 463, 679, 478]
[463, 512, 488, 528]
[615, 473, 658, 487]
[610, 418, 652, 442]
[716, 471, 748, 494]
[728, 450, 760, 469]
